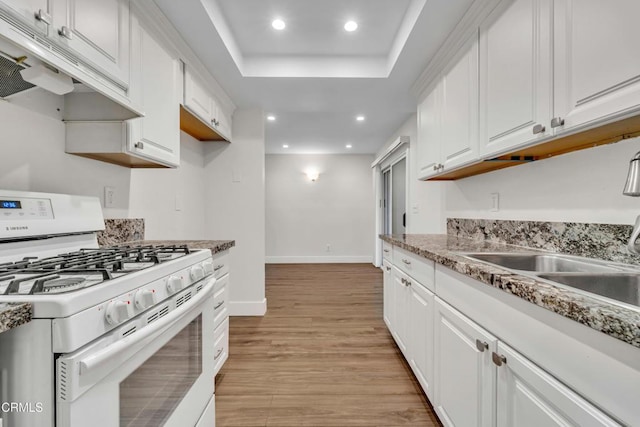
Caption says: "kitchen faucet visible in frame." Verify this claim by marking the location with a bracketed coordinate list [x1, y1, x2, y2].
[623, 151, 640, 254]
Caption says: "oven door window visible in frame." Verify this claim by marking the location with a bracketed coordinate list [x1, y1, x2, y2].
[119, 315, 202, 426]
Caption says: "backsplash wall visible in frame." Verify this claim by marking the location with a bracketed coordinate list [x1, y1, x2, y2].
[445, 137, 640, 226]
[447, 218, 639, 264]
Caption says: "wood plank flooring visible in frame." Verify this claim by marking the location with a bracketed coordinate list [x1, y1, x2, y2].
[215, 263, 441, 427]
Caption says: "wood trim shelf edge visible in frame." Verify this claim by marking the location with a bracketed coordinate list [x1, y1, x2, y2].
[427, 114, 640, 181]
[180, 105, 230, 142]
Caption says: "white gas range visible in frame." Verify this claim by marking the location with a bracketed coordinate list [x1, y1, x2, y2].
[0, 190, 216, 427]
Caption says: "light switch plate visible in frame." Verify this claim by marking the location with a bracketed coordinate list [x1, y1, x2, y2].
[490, 193, 500, 212]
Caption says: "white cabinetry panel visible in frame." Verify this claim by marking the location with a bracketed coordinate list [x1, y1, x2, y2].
[554, 0, 640, 131]
[434, 298, 496, 427]
[480, 0, 552, 156]
[496, 342, 620, 427]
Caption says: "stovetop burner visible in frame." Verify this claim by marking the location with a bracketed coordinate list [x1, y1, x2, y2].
[0, 245, 192, 295]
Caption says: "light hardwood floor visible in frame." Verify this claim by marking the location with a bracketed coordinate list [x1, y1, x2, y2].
[215, 263, 441, 427]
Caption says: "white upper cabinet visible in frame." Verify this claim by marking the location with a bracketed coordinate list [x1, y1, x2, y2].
[183, 65, 232, 142]
[554, 0, 640, 132]
[126, 15, 179, 167]
[417, 34, 479, 179]
[496, 342, 620, 427]
[51, 0, 130, 88]
[0, 0, 52, 35]
[440, 35, 479, 171]
[417, 82, 442, 180]
[479, 0, 552, 157]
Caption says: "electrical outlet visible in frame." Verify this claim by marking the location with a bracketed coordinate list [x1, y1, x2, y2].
[490, 193, 500, 212]
[175, 194, 183, 211]
[104, 186, 115, 208]
[412, 204, 419, 214]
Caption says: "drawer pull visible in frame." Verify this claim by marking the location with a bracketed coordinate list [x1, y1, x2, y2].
[214, 300, 224, 310]
[214, 348, 223, 360]
[214, 265, 224, 271]
[383, 249, 390, 253]
[385, 266, 391, 272]
[492, 352, 507, 367]
[402, 259, 411, 266]
[475, 339, 488, 352]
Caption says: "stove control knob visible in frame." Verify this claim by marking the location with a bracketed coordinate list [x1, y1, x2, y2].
[202, 260, 214, 276]
[166, 276, 183, 294]
[190, 264, 205, 282]
[105, 301, 130, 325]
[135, 289, 155, 310]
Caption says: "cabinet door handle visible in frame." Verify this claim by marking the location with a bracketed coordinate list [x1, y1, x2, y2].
[550, 117, 565, 128]
[492, 352, 507, 367]
[35, 9, 51, 25]
[402, 259, 411, 266]
[532, 124, 545, 134]
[401, 278, 406, 285]
[433, 165, 438, 171]
[214, 348, 223, 360]
[385, 266, 391, 272]
[383, 249, 390, 253]
[59, 26, 73, 40]
[134, 142, 144, 150]
[406, 280, 412, 287]
[475, 339, 488, 352]
[214, 300, 224, 310]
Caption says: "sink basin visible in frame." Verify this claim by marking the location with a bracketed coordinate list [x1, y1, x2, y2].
[537, 273, 640, 307]
[463, 253, 626, 273]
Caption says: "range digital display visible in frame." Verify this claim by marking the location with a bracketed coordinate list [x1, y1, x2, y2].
[0, 200, 22, 209]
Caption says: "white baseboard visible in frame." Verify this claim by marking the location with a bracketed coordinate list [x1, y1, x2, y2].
[229, 298, 267, 316]
[265, 256, 373, 264]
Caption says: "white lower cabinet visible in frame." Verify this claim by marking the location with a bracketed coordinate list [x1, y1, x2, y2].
[496, 342, 619, 427]
[382, 260, 394, 330]
[391, 266, 410, 354]
[388, 264, 435, 399]
[382, 243, 624, 426]
[434, 298, 496, 427]
[408, 275, 435, 399]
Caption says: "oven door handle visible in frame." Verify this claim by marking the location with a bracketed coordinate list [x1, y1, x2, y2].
[78, 277, 216, 377]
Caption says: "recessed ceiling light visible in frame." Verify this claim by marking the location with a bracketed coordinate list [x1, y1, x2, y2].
[344, 21, 358, 32]
[267, 115, 276, 121]
[282, 144, 289, 148]
[346, 144, 353, 149]
[272, 19, 286, 30]
[356, 115, 365, 121]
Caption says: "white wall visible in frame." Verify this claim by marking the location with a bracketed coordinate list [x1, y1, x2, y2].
[265, 153, 375, 263]
[446, 137, 640, 225]
[0, 92, 132, 218]
[376, 115, 448, 234]
[0, 91, 207, 236]
[203, 109, 266, 316]
[129, 132, 206, 239]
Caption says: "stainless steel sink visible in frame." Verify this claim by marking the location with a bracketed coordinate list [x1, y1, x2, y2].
[537, 273, 640, 307]
[463, 253, 628, 273]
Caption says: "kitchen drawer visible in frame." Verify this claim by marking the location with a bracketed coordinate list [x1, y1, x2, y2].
[211, 252, 229, 279]
[393, 246, 435, 292]
[382, 241, 393, 261]
[213, 317, 229, 376]
[213, 274, 229, 330]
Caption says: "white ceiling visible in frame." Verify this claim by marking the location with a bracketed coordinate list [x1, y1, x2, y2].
[153, 0, 475, 154]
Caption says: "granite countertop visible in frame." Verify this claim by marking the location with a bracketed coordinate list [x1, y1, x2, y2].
[381, 234, 640, 349]
[124, 240, 235, 255]
[0, 303, 32, 334]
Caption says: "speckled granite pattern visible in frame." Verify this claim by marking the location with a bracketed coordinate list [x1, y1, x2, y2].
[0, 303, 32, 333]
[97, 219, 145, 247]
[447, 218, 640, 265]
[123, 240, 235, 255]
[381, 234, 640, 348]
